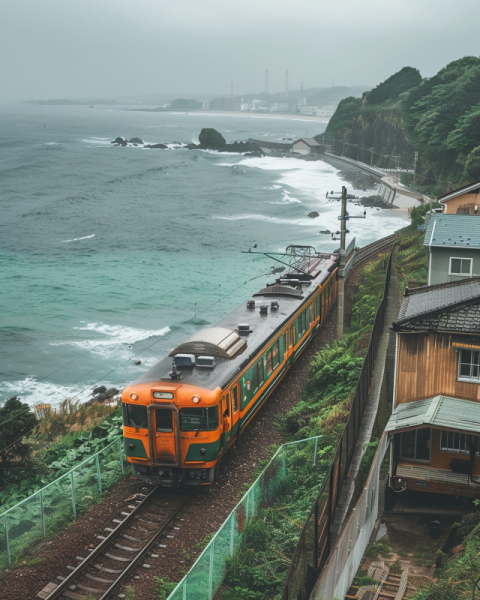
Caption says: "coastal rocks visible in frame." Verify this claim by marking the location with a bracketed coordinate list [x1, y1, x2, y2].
[308, 211, 319, 218]
[128, 137, 144, 144]
[320, 229, 332, 234]
[85, 386, 120, 406]
[144, 143, 168, 149]
[360, 195, 397, 209]
[111, 137, 128, 146]
[198, 128, 227, 150]
[338, 169, 377, 192]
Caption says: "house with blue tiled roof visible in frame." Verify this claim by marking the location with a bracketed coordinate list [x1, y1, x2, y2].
[424, 213, 480, 285]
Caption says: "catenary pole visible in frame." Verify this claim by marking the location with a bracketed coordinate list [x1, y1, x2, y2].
[336, 186, 347, 339]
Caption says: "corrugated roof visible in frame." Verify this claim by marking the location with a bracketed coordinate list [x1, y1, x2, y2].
[397, 278, 480, 328]
[386, 395, 480, 434]
[438, 179, 480, 202]
[424, 213, 480, 249]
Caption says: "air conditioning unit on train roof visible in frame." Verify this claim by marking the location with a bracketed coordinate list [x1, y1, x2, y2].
[173, 354, 195, 367]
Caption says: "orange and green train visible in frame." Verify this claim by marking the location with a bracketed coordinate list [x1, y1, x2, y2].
[121, 251, 339, 486]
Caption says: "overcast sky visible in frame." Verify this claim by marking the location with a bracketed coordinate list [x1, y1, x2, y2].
[1, 0, 480, 102]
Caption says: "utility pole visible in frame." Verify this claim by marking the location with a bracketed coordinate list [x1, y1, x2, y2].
[336, 186, 347, 339]
[413, 151, 418, 184]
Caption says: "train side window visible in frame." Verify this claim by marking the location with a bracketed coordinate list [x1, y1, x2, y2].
[224, 393, 230, 417]
[232, 386, 238, 413]
[273, 340, 280, 369]
[155, 408, 173, 432]
[267, 350, 273, 376]
[122, 403, 148, 428]
[257, 358, 264, 387]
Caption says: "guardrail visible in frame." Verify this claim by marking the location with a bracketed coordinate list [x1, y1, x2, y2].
[0, 437, 126, 568]
[324, 152, 387, 178]
[281, 244, 394, 600]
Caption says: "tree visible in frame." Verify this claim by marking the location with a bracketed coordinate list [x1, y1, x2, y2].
[0, 397, 38, 472]
[464, 146, 480, 181]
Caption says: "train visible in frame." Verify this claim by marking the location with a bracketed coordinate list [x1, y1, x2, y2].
[121, 246, 342, 486]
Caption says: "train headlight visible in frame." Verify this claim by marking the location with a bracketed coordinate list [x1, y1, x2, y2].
[130, 393, 139, 401]
[192, 395, 200, 404]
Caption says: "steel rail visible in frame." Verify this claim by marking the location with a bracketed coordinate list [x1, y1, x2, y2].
[44, 488, 192, 600]
[98, 492, 192, 600]
[44, 486, 159, 600]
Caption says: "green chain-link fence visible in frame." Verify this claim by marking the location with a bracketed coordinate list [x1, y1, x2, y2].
[0, 437, 126, 568]
[167, 435, 325, 600]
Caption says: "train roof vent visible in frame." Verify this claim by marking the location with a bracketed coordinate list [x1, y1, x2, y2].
[169, 327, 247, 359]
[196, 355, 215, 368]
[173, 354, 195, 367]
[237, 323, 252, 335]
[253, 284, 303, 298]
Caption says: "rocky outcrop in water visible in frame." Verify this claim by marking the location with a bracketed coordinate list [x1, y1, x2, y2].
[144, 143, 168, 149]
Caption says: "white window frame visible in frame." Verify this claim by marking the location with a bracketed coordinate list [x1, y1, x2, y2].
[449, 256, 473, 276]
[440, 430, 479, 455]
[458, 348, 480, 383]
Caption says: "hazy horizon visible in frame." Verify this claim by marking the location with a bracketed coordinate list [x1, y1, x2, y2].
[2, 0, 480, 103]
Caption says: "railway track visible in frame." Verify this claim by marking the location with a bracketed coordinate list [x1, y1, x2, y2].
[38, 488, 192, 600]
[353, 233, 397, 266]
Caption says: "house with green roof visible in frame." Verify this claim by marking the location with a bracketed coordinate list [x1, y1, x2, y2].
[424, 213, 480, 285]
[387, 278, 480, 499]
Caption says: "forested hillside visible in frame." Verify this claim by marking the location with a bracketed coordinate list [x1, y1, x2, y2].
[318, 58, 480, 195]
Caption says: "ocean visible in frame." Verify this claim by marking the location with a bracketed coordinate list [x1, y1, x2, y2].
[0, 103, 409, 407]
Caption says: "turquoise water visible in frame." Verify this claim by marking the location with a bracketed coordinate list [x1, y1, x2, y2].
[0, 104, 408, 406]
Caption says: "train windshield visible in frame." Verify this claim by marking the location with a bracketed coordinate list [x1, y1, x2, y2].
[122, 403, 148, 428]
[180, 407, 218, 431]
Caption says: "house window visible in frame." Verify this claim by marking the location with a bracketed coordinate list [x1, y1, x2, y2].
[440, 431, 479, 455]
[400, 428, 431, 462]
[458, 349, 480, 381]
[449, 257, 472, 276]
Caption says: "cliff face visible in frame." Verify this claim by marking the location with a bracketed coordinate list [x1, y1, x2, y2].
[321, 59, 480, 194]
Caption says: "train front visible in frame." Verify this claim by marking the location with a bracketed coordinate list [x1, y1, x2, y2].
[122, 378, 221, 486]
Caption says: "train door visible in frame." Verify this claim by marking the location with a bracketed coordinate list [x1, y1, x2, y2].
[221, 393, 232, 450]
[286, 324, 294, 359]
[152, 406, 179, 466]
[231, 384, 240, 439]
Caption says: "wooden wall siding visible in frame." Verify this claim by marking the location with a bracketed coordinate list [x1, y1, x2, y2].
[395, 332, 480, 405]
[443, 192, 480, 214]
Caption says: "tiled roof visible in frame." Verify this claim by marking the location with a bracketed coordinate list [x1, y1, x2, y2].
[395, 278, 480, 332]
[386, 395, 480, 434]
[424, 213, 480, 249]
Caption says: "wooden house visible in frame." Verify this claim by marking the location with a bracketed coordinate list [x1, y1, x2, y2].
[438, 179, 480, 214]
[424, 213, 480, 285]
[291, 138, 322, 155]
[386, 278, 480, 498]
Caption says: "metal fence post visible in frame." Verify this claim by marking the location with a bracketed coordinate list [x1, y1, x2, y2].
[40, 491, 46, 538]
[208, 539, 214, 598]
[313, 437, 318, 466]
[95, 454, 102, 496]
[71, 471, 76, 519]
[230, 512, 235, 556]
[117, 438, 124, 474]
[4, 515, 10, 568]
